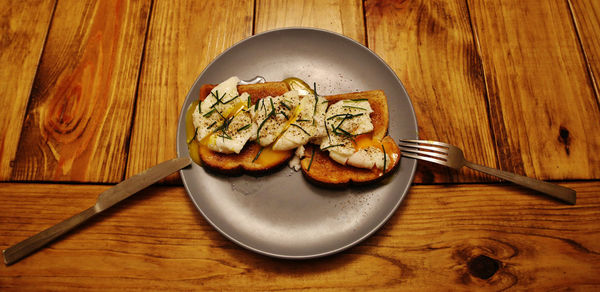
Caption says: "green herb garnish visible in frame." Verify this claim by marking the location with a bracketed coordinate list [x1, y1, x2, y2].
[281, 101, 291, 110]
[296, 118, 311, 122]
[247, 95, 251, 108]
[324, 119, 331, 142]
[207, 121, 216, 129]
[307, 146, 316, 172]
[312, 82, 319, 117]
[237, 124, 252, 132]
[342, 105, 366, 111]
[222, 94, 239, 104]
[280, 111, 289, 120]
[254, 99, 260, 111]
[344, 98, 368, 102]
[321, 143, 344, 150]
[256, 111, 274, 144]
[210, 90, 223, 108]
[203, 108, 216, 117]
[186, 130, 197, 144]
[382, 144, 387, 172]
[252, 147, 264, 162]
[290, 124, 310, 136]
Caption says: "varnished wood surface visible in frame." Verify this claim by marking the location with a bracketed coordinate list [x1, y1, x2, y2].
[1, 0, 599, 289]
[0, 182, 598, 290]
[10, 0, 151, 183]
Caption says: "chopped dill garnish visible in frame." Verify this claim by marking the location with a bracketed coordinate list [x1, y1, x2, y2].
[382, 144, 387, 172]
[321, 143, 344, 150]
[307, 146, 316, 172]
[290, 124, 310, 136]
[237, 124, 251, 132]
[203, 108, 215, 117]
[252, 147, 264, 162]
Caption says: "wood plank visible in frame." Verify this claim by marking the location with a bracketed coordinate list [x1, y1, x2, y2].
[365, 0, 497, 183]
[124, 0, 254, 182]
[468, 0, 600, 180]
[0, 0, 55, 180]
[0, 182, 598, 290]
[569, 0, 600, 99]
[255, 0, 365, 44]
[10, 0, 151, 183]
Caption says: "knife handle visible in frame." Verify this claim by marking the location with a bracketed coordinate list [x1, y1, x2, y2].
[3, 207, 98, 265]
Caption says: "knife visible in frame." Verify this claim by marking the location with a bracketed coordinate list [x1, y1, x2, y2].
[2, 157, 192, 265]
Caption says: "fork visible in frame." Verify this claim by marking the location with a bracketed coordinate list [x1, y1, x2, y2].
[398, 139, 576, 204]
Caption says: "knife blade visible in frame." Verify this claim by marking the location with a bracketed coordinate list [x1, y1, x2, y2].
[2, 157, 192, 265]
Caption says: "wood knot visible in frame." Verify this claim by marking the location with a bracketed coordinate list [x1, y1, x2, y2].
[467, 255, 500, 279]
[557, 126, 571, 155]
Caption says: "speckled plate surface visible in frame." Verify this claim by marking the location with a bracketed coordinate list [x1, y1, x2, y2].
[176, 28, 418, 259]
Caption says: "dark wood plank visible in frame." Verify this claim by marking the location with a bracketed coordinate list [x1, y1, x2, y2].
[255, 0, 365, 44]
[365, 0, 497, 183]
[10, 0, 151, 183]
[125, 0, 254, 182]
[569, 0, 600, 99]
[0, 0, 55, 180]
[468, 0, 600, 180]
[0, 182, 598, 289]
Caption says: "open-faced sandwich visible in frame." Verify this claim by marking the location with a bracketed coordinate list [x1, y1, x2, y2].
[187, 76, 401, 186]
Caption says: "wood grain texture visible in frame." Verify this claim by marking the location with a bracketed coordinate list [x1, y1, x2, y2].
[365, 0, 497, 183]
[125, 0, 254, 183]
[468, 0, 600, 180]
[10, 0, 151, 183]
[255, 0, 365, 44]
[569, 0, 600, 99]
[1, 182, 598, 290]
[0, 0, 55, 180]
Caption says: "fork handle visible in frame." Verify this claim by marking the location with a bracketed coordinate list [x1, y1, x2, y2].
[463, 161, 576, 204]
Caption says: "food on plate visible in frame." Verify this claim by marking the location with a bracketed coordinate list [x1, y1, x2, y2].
[187, 77, 400, 183]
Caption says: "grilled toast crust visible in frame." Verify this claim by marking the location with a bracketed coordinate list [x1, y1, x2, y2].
[196, 82, 293, 175]
[300, 90, 401, 186]
[194, 84, 401, 182]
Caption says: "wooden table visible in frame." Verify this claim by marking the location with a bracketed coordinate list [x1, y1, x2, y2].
[1, 0, 599, 290]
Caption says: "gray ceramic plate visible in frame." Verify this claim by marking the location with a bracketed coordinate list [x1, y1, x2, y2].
[176, 28, 418, 259]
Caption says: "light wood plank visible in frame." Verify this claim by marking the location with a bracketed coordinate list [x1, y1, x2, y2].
[125, 0, 254, 182]
[0, 182, 598, 290]
[569, 0, 600, 99]
[10, 0, 151, 183]
[255, 0, 365, 44]
[366, 0, 497, 183]
[0, 0, 55, 180]
[468, 0, 600, 180]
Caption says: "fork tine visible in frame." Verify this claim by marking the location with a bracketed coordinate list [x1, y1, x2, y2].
[401, 152, 449, 166]
[398, 139, 451, 148]
[398, 146, 448, 159]
[397, 141, 449, 154]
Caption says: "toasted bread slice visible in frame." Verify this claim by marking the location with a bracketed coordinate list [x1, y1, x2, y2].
[300, 90, 401, 186]
[196, 82, 293, 175]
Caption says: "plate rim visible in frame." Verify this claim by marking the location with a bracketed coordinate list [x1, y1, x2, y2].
[176, 27, 418, 259]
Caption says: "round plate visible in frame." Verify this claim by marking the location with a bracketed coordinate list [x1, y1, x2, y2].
[176, 28, 418, 259]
